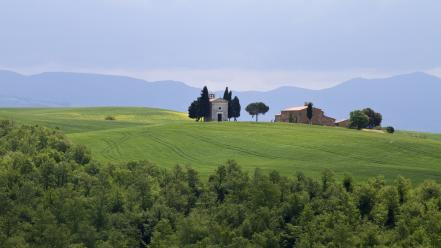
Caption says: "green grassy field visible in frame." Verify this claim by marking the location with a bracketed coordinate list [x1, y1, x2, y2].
[1, 107, 441, 182]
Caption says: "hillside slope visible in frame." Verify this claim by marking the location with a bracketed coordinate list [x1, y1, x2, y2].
[1, 107, 440, 182]
[1, 70, 441, 132]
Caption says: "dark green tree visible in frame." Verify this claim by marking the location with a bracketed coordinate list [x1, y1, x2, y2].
[198, 86, 210, 121]
[349, 110, 369, 129]
[362, 108, 383, 128]
[188, 100, 200, 121]
[306, 102, 313, 125]
[188, 100, 201, 121]
[223, 87, 230, 101]
[373, 112, 383, 127]
[343, 174, 354, 192]
[71, 144, 91, 165]
[231, 96, 241, 121]
[223, 87, 233, 120]
[245, 102, 269, 122]
[227, 91, 233, 120]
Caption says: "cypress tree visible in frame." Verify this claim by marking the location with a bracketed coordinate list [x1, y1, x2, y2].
[223, 87, 230, 100]
[306, 102, 313, 125]
[188, 100, 200, 121]
[199, 86, 210, 121]
[223, 87, 234, 121]
[232, 96, 241, 121]
[227, 90, 233, 120]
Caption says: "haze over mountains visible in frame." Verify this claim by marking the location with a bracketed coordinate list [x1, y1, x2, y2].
[1, 70, 440, 133]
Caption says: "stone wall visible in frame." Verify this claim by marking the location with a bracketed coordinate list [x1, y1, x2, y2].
[208, 100, 228, 121]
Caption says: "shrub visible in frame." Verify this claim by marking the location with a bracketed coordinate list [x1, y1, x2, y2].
[105, 116, 116, 121]
[386, 126, 395, 134]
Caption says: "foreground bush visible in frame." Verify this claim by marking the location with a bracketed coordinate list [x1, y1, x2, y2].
[386, 126, 395, 134]
[0, 122, 440, 248]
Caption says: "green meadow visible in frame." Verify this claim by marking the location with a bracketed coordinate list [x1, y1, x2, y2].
[1, 107, 441, 182]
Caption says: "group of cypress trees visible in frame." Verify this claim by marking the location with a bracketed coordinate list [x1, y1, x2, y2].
[188, 86, 241, 121]
[188, 86, 210, 121]
[222, 87, 241, 121]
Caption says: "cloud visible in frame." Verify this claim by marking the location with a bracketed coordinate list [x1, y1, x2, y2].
[0, 0, 440, 90]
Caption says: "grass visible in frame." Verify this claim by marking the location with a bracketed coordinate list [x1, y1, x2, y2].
[1, 107, 441, 183]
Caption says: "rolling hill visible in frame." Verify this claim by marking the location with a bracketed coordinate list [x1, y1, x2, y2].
[1, 70, 441, 132]
[1, 107, 441, 183]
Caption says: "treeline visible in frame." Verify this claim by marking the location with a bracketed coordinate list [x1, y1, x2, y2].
[1, 122, 441, 247]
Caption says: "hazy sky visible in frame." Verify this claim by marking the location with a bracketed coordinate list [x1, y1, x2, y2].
[1, 0, 440, 90]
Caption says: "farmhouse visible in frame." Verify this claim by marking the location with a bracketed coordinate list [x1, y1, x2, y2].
[206, 93, 229, 122]
[335, 119, 350, 128]
[274, 106, 336, 126]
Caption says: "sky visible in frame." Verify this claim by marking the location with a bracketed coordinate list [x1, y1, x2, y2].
[0, 0, 440, 90]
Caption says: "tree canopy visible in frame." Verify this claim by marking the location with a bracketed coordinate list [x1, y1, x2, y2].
[1, 122, 441, 247]
[350, 110, 370, 129]
[362, 108, 383, 128]
[188, 86, 210, 121]
[245, 102, 269, 122]
[188, 100, 200, 121]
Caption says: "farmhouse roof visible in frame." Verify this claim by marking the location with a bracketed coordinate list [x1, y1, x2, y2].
[282, 106, 308, 111]
[335, 119, 349, 123]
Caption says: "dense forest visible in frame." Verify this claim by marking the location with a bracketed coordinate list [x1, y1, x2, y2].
[1, 121, 441, 248]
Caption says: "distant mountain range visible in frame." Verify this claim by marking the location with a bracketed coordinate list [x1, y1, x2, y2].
[1, 70, 440, 133]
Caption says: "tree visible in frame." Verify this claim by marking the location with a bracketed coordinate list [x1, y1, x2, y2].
[231, 96, 241, 121]
[362, 108, 382, 128]
[245, 102, 269, 122]
[228, 91, 233, 120]
[71, 144, 91, 165]
[343, 174, 354, 192]
[188, 86, 211, 122]
[306, 102, 313, 125]
[373, 112, 383, 127]
[223, 87, 230, 100]
[349, 110, 369, 129]
[198, 86, 210, 121]
[6, 122, 441, 248]
[245, 103, 258, 121]
[188, 100, 200, 121]
[223, 87, 233, 120]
